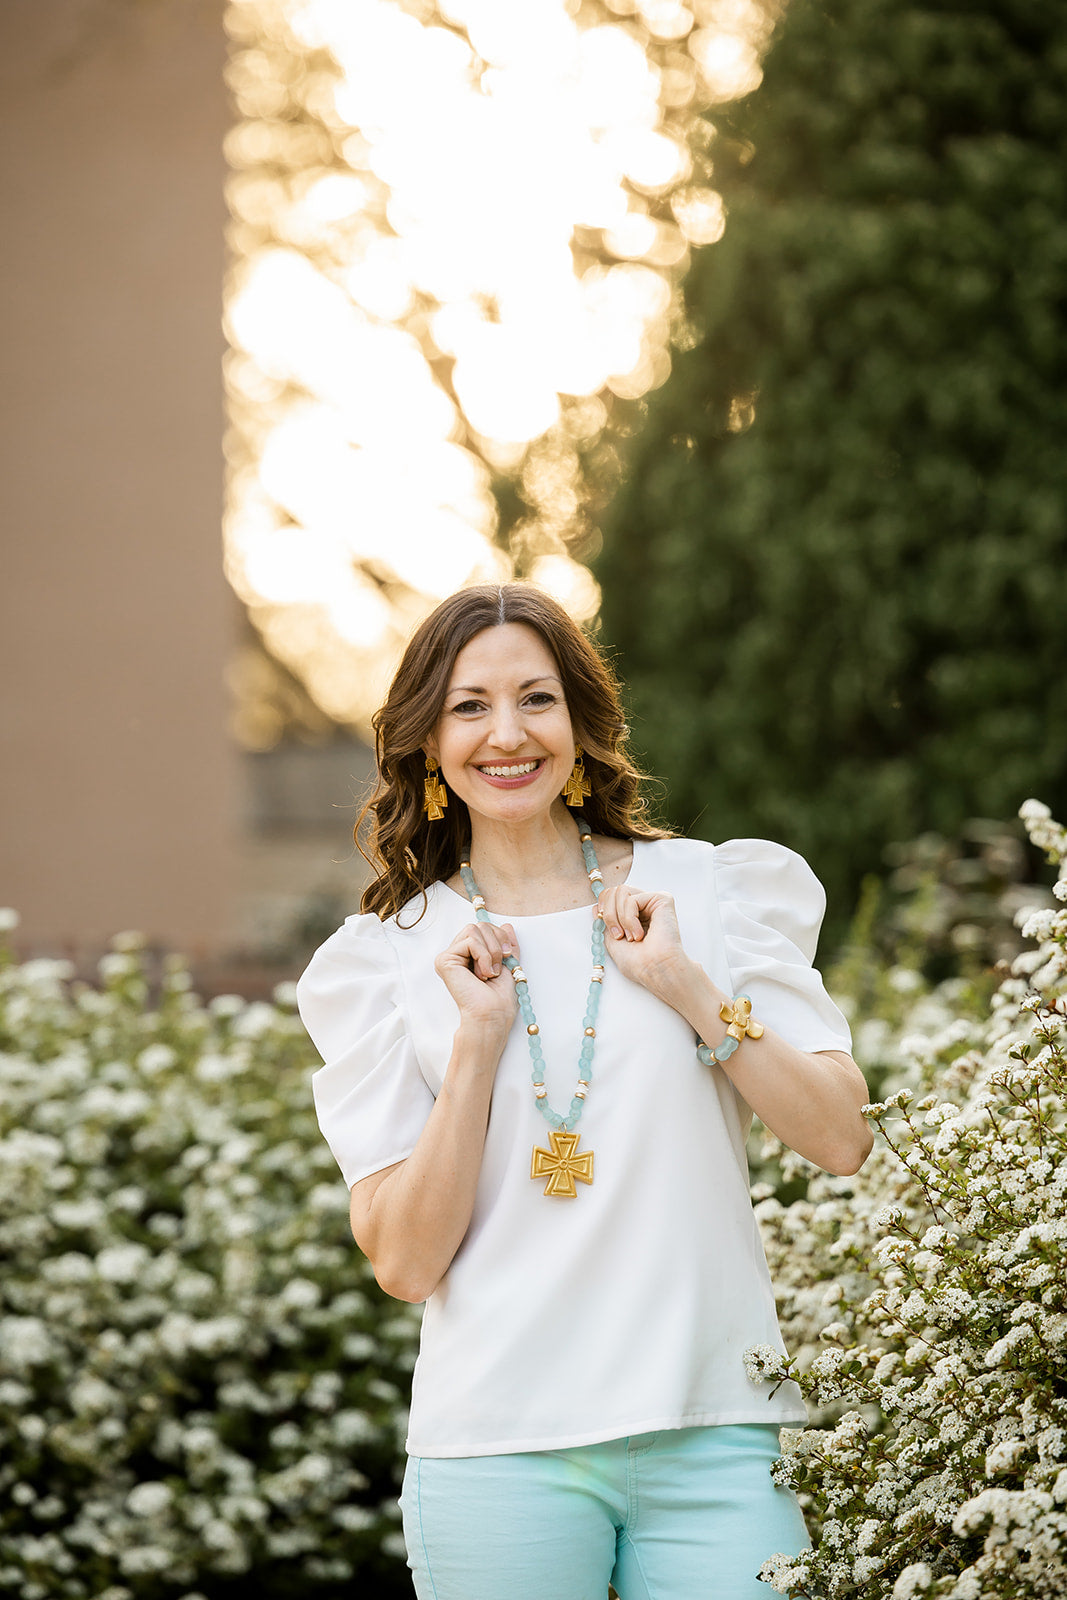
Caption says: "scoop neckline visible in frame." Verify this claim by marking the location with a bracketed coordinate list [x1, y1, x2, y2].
[436, 836, 641, 921]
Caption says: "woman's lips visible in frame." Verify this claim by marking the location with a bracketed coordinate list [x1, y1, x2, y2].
[473, 758, 547, 789]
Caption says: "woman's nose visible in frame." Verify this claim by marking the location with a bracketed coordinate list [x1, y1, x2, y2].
[486, 706, 524, 749]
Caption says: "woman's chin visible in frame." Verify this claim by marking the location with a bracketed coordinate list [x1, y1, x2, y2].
[460, 779, 565, 827]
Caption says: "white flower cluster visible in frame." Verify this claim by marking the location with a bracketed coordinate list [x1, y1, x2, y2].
[0, 937, 421, 1599]
[748, 801, 1067, 1599]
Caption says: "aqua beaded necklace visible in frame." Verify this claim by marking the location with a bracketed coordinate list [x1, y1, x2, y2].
[459, 814, 605, 1198]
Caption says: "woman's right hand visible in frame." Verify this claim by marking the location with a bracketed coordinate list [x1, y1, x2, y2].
[434, 921, 520, 1038]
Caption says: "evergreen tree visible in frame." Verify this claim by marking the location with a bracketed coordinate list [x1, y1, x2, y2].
[596, 0, 1067, 945]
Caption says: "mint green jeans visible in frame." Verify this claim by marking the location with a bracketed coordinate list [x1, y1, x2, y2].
[400, 1424, 809, 1600]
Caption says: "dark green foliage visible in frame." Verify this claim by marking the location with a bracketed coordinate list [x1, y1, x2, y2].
[596, 0, 1067, 949]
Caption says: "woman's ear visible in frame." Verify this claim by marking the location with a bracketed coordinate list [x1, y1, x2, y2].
[422, 735, 440, 763]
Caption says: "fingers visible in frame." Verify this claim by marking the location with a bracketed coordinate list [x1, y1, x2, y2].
[438, 922, 519, 981]
[596, 886, 647, 943]
[467, 923, 508, 980]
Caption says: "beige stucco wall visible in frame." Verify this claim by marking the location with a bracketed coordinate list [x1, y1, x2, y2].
[0, 0, 236, 955]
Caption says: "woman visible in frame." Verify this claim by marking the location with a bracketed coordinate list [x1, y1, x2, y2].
[298, 583, 872, 1600]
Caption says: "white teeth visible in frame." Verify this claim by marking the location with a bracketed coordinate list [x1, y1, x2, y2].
[479, 761, 541, 777]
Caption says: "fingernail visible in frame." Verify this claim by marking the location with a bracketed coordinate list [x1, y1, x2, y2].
[626, 932, 635, 942]
[613, 927, 624, 940]
[493, 963, 501, 975]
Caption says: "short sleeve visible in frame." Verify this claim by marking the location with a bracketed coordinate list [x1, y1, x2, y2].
[297, 914, 436, 1188]
[713, 839, 852, 1055]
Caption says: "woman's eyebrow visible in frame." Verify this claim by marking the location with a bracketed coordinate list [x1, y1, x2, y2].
[446, 675, 562, 695]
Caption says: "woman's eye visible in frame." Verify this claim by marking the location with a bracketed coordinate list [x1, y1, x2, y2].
[448, 692, 557, 714]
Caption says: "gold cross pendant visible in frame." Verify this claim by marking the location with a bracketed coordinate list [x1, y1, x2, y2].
[720, 994, 765, 1044]
[531, 1129, 595, 1197]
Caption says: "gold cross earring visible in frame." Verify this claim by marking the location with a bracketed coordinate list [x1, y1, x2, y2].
[424, 756, 448, 821]
[562, 745, 591, 808]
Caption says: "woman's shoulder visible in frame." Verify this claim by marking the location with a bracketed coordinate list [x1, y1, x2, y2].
[638, 833, 815, 872]
[711, 840, 827, 958]
[296, 910, 400, 1014]
[639, 835, 824, 915]
[302, 907, 395, 965]
[306, 884, 453, 964]
[296, 910, 408, 1058]
[709, 836, 820, 880]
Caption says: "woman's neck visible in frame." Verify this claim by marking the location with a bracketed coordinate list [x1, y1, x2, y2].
[464, 804, 592, 915]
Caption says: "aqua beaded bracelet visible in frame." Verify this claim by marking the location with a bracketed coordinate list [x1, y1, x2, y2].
[696, 994, 765, 1065]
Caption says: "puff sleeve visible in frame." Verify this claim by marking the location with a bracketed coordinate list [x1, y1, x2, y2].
[297, 914, 436, 1189]
[713, 839, 852, 1056]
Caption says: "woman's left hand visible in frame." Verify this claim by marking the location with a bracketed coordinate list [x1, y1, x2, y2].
[596, 885, 692, 997]
[601, 883, 873, 1176]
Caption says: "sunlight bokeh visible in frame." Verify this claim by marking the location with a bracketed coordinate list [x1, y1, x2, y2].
[224, 0, 774, 737]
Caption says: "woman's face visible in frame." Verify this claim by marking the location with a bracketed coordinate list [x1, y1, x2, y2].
[424, 623, 577, 829]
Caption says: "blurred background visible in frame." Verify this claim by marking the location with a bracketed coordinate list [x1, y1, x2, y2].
[2, 0, 1065, 982]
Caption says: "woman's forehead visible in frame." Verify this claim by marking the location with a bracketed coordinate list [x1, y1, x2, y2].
[446, 623, 560, 688]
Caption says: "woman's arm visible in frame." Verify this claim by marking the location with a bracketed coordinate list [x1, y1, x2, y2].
[598, 886, 873, 1177]
[652, 964, 871, 1176]
[348, 920, 518, 1303]
[349, 1018, 508, 1302]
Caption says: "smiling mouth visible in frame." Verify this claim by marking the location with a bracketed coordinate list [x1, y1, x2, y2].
[476, 759, 545, 778]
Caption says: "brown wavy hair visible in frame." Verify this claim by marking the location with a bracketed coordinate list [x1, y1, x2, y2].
[358, 583, 670, 921]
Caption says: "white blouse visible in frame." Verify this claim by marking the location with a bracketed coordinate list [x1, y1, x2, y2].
[298, 836, 851, 1458]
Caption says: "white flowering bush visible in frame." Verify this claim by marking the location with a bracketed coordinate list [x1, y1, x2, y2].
[751, 802, 1067, 1598]
[0, 933, 419, 1600]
